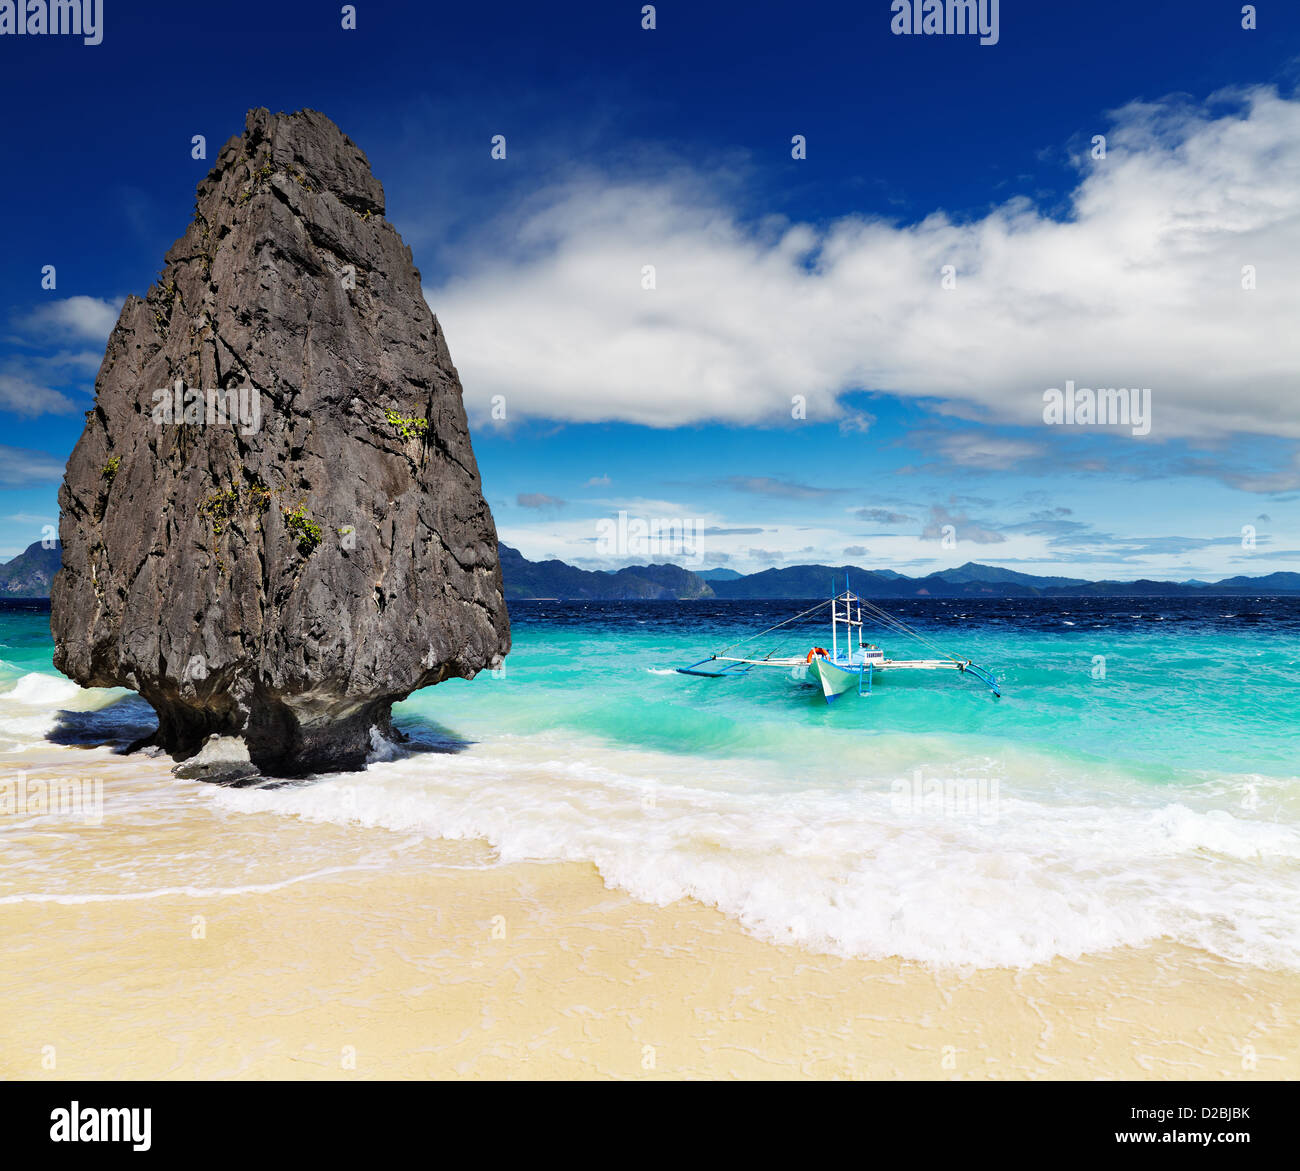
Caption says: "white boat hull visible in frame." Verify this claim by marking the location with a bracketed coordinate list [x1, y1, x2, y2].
[806, 655, 865, 702]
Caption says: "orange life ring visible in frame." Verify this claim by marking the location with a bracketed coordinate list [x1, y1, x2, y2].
[806, 646, 830, 663]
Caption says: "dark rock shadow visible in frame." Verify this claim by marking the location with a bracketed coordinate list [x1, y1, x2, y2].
[43, 699, 472, 790]
[391, 715, 475, 757]
[46, 695, 159, 753]
[234, 716, 476, 791]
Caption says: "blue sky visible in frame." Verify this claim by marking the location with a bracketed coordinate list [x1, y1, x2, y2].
[2, 0, 1298, 578]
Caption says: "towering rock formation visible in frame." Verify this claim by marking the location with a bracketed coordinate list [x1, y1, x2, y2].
[53, 109, 510, 777]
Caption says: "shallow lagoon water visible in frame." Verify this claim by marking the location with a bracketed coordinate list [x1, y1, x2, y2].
[3, 596, 1298, 969]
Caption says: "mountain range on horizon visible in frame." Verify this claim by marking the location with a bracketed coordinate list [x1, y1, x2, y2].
[7, 538, 1300, 597]
[8, 540, 1295, 602]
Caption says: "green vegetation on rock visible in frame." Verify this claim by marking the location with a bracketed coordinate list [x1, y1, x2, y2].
[385, 409, 428, 440]
[283, 504, 323, 555]
[200, 477, 272, 538]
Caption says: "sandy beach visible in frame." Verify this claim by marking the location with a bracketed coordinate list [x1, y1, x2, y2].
[2, 748, 1296, 1081]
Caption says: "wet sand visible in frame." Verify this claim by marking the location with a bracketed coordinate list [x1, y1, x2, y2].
[2, 847, 1296, 1080]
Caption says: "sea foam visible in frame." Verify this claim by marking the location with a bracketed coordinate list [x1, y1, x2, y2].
[2, 672, 80, 707]
[210, 733, 1300, 970]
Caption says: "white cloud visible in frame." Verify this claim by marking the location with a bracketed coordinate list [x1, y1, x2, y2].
[19, 295, 122, 343]
[723, 476, 842, 499]
[0, 374, 77, 416]
[431, 86, 1300, 441]
[921, 504, 1006, 545]
[42, 350, 104, 374]
[0, 446, 65, 485]
[919, 431, 1047, 470]
[497, 506, 1294, 580]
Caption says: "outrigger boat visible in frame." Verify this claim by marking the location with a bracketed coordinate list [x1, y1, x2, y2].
[676, 582, 1001, 704]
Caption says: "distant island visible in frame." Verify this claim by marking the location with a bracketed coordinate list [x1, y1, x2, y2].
[0, 540, 61, 598]
[5, 539, 1297, 602]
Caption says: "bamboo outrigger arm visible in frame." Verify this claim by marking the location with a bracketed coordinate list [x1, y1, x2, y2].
[674, 584, 1002, 701]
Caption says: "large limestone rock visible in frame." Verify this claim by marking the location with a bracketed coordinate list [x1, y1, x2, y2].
[53, 108, 510, 777]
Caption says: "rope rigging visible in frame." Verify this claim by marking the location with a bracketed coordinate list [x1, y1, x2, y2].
[712, 593, 970, 665]
[714, 598, 833, 657]
[856, 598, 969, 664]
[678, 588, 1000, 698]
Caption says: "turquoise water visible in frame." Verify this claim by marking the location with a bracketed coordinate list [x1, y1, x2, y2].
[3, 596, 1299, 969]
[0, 602, 63, 682]
[415, 598, 1300, 783]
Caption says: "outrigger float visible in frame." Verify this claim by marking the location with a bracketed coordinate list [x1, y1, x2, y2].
[676, 582, 1001, 704]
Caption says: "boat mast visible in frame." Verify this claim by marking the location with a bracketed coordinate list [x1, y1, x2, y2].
[831, 577, 838, 661]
